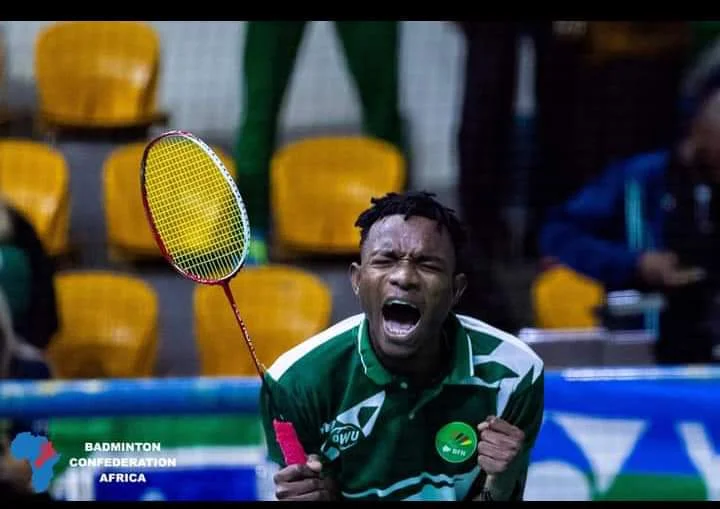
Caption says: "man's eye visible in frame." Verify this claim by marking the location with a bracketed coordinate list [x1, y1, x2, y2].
[372, 257, 393, 266]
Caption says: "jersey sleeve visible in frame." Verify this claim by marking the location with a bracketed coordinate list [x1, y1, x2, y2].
[494, 367, 545, 500]
[259, 372, 323, 468]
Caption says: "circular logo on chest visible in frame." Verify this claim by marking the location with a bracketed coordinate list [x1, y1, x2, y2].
[435, 421, 477, 463]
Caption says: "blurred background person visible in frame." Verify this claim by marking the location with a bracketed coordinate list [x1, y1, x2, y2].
[452, 22, 585, 336]
[539, 64, 720, 365]
[455, 22, 691, 265]
[235, 21, 405, 265]
[0, 287, 52, 499]
[0, 200, 58, 352]
[454, 21, 570, 263]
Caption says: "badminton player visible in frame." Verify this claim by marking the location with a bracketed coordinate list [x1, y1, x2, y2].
[259, 191, 544, 501]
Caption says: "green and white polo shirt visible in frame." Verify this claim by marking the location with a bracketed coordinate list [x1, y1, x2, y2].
[259, 312, 545, 501]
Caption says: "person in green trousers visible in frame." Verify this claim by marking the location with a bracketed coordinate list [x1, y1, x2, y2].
[235, 21, 405, 265]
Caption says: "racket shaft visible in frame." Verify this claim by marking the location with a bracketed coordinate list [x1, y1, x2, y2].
[221, 283, 264, 377]
[220, 284, 306, 464]
[273, 420, 308, 465]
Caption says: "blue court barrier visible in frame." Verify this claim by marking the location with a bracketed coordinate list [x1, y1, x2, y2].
[1, 366, 717, 500]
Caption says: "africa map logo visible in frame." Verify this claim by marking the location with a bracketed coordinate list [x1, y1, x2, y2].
[10, 432, 61, 493]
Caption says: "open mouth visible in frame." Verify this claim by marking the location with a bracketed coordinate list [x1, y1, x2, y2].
[382, 299, 422, 338]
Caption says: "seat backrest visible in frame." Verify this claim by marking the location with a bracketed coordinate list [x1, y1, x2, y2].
[0, 140, 69, 238]
[54, 270, 158, 342]
[532, 265, 605, 329]
[48, 271, 159, 378]
[194, 264, 332, 375]
[34, 21, 160, 124]
[104, 141, 236, 253]
[54, 271, 157, 345]
[270, 136, 405, 253]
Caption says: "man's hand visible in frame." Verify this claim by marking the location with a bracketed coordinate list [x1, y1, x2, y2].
[638, 251, 706, 288]
[476, 416, 524, 475]
[0, 437, 32, 494]
[273, 454, 338, 501]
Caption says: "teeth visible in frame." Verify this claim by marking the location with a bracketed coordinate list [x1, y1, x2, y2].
[386, 299, 418, 310]
[385, 320, 417, 336]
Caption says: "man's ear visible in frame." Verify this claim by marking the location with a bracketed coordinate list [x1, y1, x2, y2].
[349, 262, 361, 296]
[452, 272, 468, 307]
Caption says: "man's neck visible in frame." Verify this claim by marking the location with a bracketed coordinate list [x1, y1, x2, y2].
[372, 330, 452, 387]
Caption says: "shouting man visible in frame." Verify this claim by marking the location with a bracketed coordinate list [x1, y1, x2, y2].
[260, 191, 544, 501]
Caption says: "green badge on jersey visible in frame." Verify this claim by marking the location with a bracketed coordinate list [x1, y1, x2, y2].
[435, 422, 477, 463]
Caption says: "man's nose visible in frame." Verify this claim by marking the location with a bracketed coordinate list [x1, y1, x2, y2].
[389, 261, 420, 290]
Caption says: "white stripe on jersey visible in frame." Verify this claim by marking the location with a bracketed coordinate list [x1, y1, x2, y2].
[266, 313, 365, 381]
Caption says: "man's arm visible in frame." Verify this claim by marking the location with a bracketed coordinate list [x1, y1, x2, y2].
[539, 161, 642, 289]
[484, 369, 545, 501]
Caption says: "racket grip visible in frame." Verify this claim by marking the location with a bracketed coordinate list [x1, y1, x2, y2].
[273, 419, 307, 466]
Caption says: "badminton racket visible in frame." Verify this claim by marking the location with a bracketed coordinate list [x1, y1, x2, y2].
[140, 129, 307, 466]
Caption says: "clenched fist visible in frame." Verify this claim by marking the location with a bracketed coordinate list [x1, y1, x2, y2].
[476, 415, 525, 475]
[273, 453, 339, 501]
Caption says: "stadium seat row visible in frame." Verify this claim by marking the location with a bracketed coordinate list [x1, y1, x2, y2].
[0, 135, 406, 260]
[3, 20, 408, 258]
[0, 133, 601, 331]
[47, 263, 607, 380]
[47, 266, 333, 379]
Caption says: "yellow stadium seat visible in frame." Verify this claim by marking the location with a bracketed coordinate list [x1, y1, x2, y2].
[34, 21, 165, 135]
[270, 136, 405, 256]
[103, 141, 236, 261]
[532, 265, 605, 329]
[47, 271, 159, 379]
[0, 140, 70, 256]
[194, 264, 333, 376]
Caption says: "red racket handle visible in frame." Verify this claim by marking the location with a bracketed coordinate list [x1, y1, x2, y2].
[273, 419, 307, 466]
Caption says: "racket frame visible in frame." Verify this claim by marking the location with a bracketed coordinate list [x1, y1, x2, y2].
[139, 129, 307, 466]
[140, 129, 251, 285]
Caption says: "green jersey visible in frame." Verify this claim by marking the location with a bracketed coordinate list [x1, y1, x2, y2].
[260, 312, 545, 501]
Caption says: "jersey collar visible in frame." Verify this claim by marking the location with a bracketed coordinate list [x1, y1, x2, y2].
[356, 313, 474, 387]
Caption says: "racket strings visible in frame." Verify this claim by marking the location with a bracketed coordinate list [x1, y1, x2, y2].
[144, 137, 248, 281]
[147, 145, 243, 261]
[146, 142, 242, 249]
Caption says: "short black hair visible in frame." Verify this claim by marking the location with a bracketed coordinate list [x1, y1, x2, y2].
[354, 191, 469, 273]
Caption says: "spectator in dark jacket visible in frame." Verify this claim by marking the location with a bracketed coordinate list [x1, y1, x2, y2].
[456, 21, 690, 262]
[539, 68, 720, 364]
